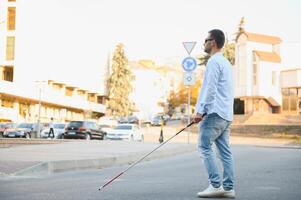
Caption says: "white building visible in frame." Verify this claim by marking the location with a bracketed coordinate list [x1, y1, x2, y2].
[129, 60, 182, 121]
[234, 32, 283, 114]
[0, 0, 106, 122]
[234, 31, 301, 115]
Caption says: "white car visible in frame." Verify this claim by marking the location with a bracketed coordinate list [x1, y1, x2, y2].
[41, 123, 66, 139]
[106, 124, 144, 141]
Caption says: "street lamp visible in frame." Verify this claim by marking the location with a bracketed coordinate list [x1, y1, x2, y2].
[35, 80, 46, 138]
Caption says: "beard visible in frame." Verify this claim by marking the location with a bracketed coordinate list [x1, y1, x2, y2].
[204, 47, 211, 54]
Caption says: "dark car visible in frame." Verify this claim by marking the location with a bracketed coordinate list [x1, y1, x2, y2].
[63, 121, 105, 140]
[2, 123, 43, 138]
[0, 123, 16, 137]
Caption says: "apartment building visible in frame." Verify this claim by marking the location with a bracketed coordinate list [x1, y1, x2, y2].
[0, 0, 106, 122]
[129, 60, 182, 121]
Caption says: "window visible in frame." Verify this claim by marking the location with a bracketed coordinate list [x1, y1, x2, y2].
[282, 88, 300, 113]
[78, 90, 85, 96]
[6, 36, 15, 60]
[289, 88, 297, 96]
[7, 7, 16, 30]
[282, 98, 289, 111]
[252, 53, 257, 85]
[65, 88, 73, 96]
[290, 97, 297, 111]
[1, 99, 14, 108]
[282, 88, 289, 96]
[3, 66, 13, 82]
[253, 64, 257, 85]
[272, 71, 276, 86]
[52, 84, 61, 90]
[88, 94, 95, 102]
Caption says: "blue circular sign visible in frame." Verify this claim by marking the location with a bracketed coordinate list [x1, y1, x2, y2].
[182, 57, 197, 72]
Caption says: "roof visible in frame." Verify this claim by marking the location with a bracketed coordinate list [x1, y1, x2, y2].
[240, 32, 282, 44]
[254, 50, 281, 63]
[267, 97, 280, 107]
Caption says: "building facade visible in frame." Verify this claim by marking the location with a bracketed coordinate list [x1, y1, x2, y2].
[234, 31, 301, 115]
[280, 68, 301, 114]
[0, 0, 106, 122]
[129, 60, 182, 121]
[234, 32, 283, 114]
[0, 0, 15, 82]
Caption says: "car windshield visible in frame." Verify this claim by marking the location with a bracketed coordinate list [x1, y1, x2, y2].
[17, 123, 33, 128]
[68, 121, 83, 127]
[54, 124, 65, 129]
[115, 125, 132, 130]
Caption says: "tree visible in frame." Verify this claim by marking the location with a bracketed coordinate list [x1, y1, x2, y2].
[196, 41, 235, 66]
[106, 43, 133, 116]
[168, 78, 202, 109]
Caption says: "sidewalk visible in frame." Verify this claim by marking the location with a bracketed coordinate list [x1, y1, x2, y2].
[0, 125, 299, 178]
[0, 140, 195, 177]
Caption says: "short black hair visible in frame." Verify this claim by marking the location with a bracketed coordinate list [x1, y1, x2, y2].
[208, 29, 225, 49]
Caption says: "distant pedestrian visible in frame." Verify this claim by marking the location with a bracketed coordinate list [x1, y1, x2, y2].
[192, 29, 235, 198]
[48, 117, 55, 139]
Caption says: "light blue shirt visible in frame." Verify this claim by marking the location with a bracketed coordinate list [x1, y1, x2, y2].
[195, 52, 234, 121]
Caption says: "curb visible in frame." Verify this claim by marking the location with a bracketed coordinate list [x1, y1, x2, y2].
[12, 144, 196, 177]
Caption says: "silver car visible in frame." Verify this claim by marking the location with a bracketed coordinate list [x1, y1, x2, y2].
[41, 123, 66, 139]
[106, 124, 144, 141]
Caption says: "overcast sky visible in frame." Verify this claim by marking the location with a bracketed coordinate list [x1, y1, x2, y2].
[14, 0, 301, 93]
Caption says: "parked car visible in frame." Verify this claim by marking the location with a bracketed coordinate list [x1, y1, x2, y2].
[0, 122, 16, 137]
[151, 115, 167, 126]
[2, 123, 43, 138]
[98, 124, 115, 139]
[117, 115, 140, 124]
[181, 114, 193, 123]
[63, 121, 105, 140]
[40, 123, 66, 139]
[106, 123, 144, 141]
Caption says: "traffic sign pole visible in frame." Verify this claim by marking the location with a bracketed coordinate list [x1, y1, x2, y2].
[182, 42, 197, 144]
[188, 86, 191, 144]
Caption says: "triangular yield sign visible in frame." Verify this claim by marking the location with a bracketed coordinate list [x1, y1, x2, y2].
[183, 42, 196, 55]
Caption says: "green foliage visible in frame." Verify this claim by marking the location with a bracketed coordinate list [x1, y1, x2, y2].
[168, 79, 201, 109]
[106, 43, 133, 116]
[197, 42, 235, 66]
[222, 42, 235, 65]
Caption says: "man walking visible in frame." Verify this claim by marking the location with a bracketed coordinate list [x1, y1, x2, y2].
[48, 117, 55, 139]
[192, 29, 235, 198]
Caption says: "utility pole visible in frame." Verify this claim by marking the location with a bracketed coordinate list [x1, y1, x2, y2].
[37, 85, 42, 138]
[36, 81, 45, 138]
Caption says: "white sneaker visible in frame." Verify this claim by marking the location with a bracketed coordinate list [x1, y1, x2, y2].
[223, 189, 235, 198]
[197, 184, 224, 198]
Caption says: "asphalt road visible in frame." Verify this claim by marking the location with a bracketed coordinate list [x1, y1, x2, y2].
[0, 145, 300, 200]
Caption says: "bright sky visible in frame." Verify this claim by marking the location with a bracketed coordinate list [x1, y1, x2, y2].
[14, 0, 301, 93]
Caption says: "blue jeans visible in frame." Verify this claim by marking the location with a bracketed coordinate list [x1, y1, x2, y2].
[198, 113, 234, 190]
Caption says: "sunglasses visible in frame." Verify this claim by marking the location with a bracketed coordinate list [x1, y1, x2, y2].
[204, 38, 214, 43]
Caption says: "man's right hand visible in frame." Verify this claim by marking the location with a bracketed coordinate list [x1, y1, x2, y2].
[192, 113, 204, 123]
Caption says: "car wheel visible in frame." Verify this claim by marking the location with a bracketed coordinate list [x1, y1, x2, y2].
[85, 133, 91, 140]
[25, 133, 31, 139]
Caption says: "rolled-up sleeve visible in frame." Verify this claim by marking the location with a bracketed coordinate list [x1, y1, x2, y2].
[195, 59, 220, 115]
